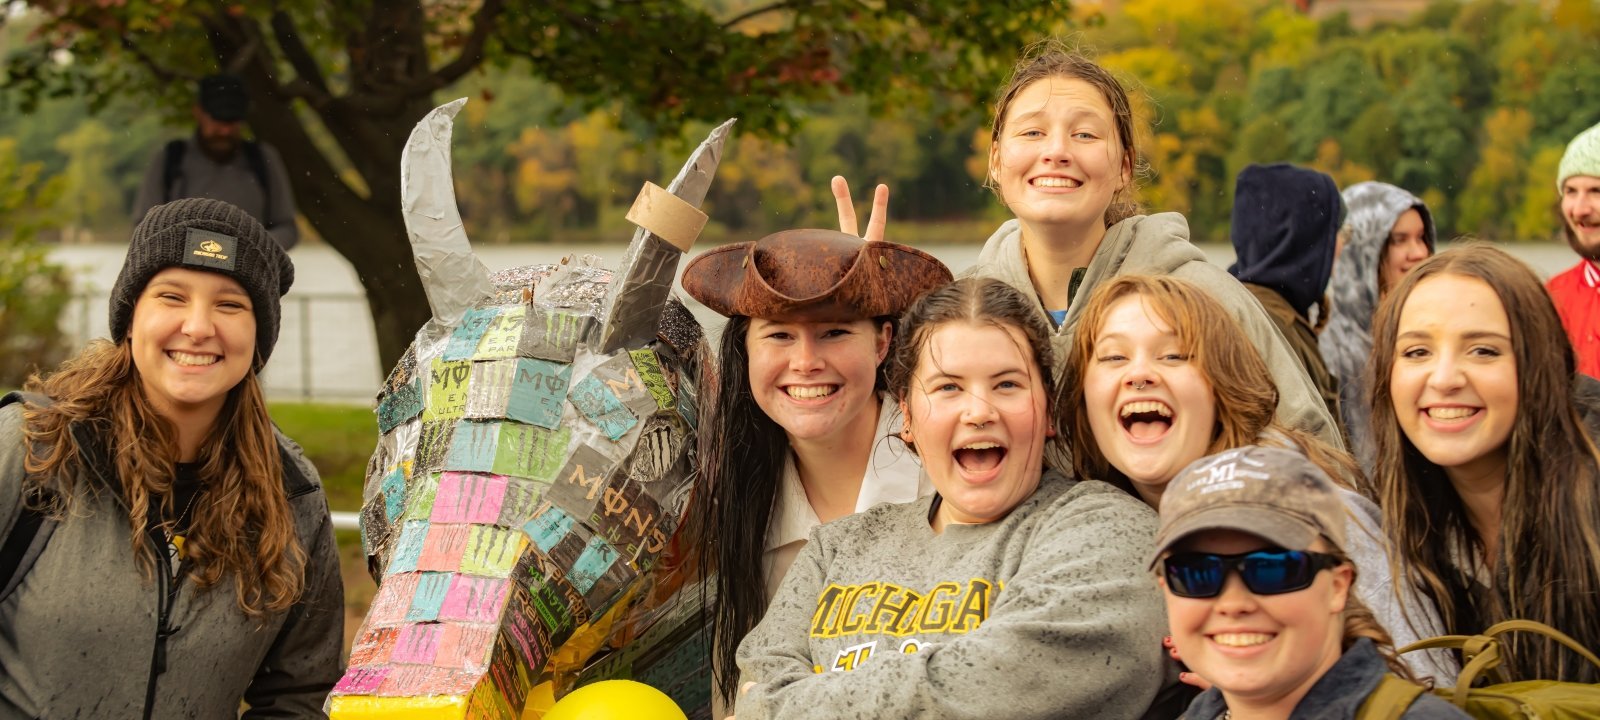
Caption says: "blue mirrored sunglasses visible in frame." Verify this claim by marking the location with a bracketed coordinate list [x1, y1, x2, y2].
[1163, 549, 1343, 599]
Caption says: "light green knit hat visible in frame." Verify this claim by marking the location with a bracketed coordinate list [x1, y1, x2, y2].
[1559, 122, 1600, 192]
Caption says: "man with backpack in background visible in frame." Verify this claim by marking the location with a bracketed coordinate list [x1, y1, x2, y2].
[132, 74, 299, 250]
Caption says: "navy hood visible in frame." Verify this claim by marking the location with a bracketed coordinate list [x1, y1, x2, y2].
[1228, 163, 1343, 317]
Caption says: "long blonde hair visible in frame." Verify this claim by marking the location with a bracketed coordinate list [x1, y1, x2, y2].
[21, 339, 306, 617]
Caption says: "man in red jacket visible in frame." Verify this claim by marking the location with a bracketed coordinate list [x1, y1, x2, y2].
[1547, 122, 1600, 379]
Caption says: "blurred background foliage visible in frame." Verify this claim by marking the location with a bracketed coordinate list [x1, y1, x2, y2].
[1, 0, 1597, 250]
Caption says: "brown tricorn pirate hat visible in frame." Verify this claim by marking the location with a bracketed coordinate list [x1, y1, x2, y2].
[682, 229, 953, 321]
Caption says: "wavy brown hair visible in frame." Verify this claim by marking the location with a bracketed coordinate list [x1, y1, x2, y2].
[1064, 275, 1363, 498]
[1368, 244, 1600, 683]
[985, 39, 1147, 226]
[20, 339, 306, 618]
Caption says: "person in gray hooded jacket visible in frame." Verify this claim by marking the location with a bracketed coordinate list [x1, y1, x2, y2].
[0, 198, 343, 718]
[1320, 181, 1435, 472]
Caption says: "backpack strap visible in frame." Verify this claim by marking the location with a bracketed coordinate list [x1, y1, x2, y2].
[241, 140, 272, 225]
[1355, 674, 1426, 720]
[0, 391, 57, 603]
[161, 139, 187, 204]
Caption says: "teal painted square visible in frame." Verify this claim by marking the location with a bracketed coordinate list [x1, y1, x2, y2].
[377, 378, 424, 433]
[386, 520, 430, 575]
[523, 507, 575, 554]
[445, 421, 500, 473]
[569, 535, 620, 594]
[506, 358, 571, 429]
[443, 307, 499, 361]
[381, 466, 407, 522]
[406, 571, 453, 622]
[570, 376, 637, 441]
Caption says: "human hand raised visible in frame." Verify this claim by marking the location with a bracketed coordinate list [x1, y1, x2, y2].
[831, 175, 889, 243]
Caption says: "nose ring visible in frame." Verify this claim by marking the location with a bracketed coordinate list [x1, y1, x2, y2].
[1133, 380, 1147, 391]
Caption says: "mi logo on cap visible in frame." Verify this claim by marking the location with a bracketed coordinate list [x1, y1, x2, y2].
[184, 229, 237, 272]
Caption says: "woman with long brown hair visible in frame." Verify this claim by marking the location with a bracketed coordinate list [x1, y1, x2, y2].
[1062, 274, 1455, 683]
[0, 199, 343, 718]
[1369, 244, 1600, 683]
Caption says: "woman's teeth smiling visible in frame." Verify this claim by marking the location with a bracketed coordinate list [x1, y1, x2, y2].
[168, 351, 220, 367]
[786, 385, 837, 400]
[1211, 632, 1274, 648]
[1119, 400, 1173, 440]
[1426, 406, 1477, 421]
[955, 442, 1006, 473]
[1033, 177, 1081, 188]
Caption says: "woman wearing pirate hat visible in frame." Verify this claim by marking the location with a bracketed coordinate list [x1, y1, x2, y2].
[678, 229, 951, 711]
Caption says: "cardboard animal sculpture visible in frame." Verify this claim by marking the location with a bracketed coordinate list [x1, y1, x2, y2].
[328, 99, 733, 719]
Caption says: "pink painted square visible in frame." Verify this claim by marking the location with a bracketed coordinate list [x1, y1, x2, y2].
[417, 524, 470, 573]
[365, 573, 421, 627]
[431, 472, 509, 524]
[332, 665, 389, 695]
[439, 576, 509, 623]
[390, 622, 444, 665]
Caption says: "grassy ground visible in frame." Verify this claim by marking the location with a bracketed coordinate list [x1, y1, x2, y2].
[269, 401, 379, 652]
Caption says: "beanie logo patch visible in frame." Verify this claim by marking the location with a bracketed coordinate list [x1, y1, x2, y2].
[184, 229, 237, 271]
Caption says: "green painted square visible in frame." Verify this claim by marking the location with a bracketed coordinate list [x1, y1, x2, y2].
[492, 423, 571, 482]
[402, 473, 441, 522]
[461, 525, 527, 577]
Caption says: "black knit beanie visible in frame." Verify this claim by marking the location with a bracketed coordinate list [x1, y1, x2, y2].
[110, 198, 294, 364]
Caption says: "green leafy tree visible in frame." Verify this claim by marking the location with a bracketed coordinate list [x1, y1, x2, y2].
[0, 138, 71, 387]
[4, 0, 1074, 369]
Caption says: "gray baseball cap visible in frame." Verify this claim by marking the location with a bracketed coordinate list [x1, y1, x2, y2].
[1146, 445, 1346, 570]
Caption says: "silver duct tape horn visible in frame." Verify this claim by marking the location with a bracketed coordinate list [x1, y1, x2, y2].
[329, 100, 732, 719]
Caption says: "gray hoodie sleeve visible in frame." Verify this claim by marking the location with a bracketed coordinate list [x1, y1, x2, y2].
[734, 488, 1167, 720]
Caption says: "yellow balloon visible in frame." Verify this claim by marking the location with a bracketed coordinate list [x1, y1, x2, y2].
[542, 680, 687, 720]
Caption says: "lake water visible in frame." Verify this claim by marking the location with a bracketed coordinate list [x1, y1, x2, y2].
[49, 240, 1579, 404]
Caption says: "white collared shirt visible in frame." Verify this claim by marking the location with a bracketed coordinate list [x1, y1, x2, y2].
[761, 398, 931, 600]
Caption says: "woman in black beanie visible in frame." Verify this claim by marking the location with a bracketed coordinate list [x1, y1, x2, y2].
[0, 198, 343, 718]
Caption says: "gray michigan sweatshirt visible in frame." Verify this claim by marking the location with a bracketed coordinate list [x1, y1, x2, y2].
[734, 470, 1170, 720]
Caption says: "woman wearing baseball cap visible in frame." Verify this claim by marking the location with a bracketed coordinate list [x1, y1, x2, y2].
[1153, 445, 1468, 720]
[0, 198, 343, 717]
[678, 229, 952, 711]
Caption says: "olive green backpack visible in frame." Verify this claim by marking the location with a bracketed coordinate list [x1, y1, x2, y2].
[1357, 620, 1600, 720]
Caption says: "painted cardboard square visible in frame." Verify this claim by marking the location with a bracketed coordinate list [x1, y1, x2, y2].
[401, 473, 441, 523]
[438, 575, 509, 624]
[347, 626, 399, 667]
[504, 358, 571, 429]
[406, 571, 454, 622]
[628, 348, 676, 411]
[502, 583, 555, 673]
[522, 505, 578, 556]
[416, 524, 470, 573]
[491, 423, 571, 481]
[366, 572, 421, 627]
[431, 472, 509, 525]
[423, 358, 473, 422]
[589, 477, 664, 561]
[385, 521, 430, 575]
[443, 306, 500, 361]
[331, 664, 389, 695]
[377, 377, 424, 434]
[461, 525, 528, 578]
[525, 550, 591, 630]
[464, 359, 516, 420]
[435, 622, 497, 672]
[569, 375, 637, 441]
[475, 305, 528, 361]
[444, 421, 501, 473]
[582, 549, 640, 615]
[544, 445, 610, 519]
[518, 307, 596, 363]
[359, 500, 388, 557]
[391, 622, 445, 665]
[588, 351, 659, 420]
[567, 533, 620, 595]
[376, 664, 475, 698]
[414, 420, 457, 473]
[380, 466, 408, 523]
[485, 632, 533, 710]
[497, 476, 546, 528]
[621, 416, 688, 493]
[521, 574, 574, 653]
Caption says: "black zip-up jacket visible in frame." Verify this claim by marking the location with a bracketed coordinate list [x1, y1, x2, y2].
[0, 402, 344, 718]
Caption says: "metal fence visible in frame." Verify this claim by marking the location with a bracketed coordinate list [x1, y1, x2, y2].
[63, 289, 383, 403]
